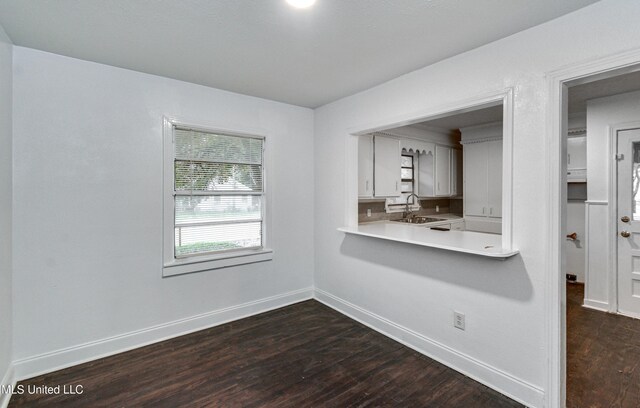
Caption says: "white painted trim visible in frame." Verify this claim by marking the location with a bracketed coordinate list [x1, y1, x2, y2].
[617, 308, 640, 320]
[0, 364, 15, 408]
[545, 47, 640, 408]
[12, 287, 313, 381]
[314, 288, 544, 408]
[458, 136, 502, 145]
[161, 115, 272, 278]
[583, 201, 612, 313]
[582, 298, 610, 312]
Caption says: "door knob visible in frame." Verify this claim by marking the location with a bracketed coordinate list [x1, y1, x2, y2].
[621, 216, 630, 223]
[621, 231, 631, 238]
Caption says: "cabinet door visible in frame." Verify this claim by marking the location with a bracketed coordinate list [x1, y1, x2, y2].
[487, 140, 503, 218]
[374, 136, 401, 197]
[450, 148, 462, 196]
[417, 148, 435, 197]
[435, 145, 451, 196]
[464, 142, 488, 217]
[567, 136, 586, 170]
[358, 135, 374, 198]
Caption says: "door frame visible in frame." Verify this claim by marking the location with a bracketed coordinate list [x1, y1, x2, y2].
[611, 124, 640, 316]
[546, 49, 640, 408]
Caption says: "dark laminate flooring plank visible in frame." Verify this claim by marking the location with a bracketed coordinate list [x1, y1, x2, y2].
[9, 299, 523, 407]
[567, 283, 640, 408]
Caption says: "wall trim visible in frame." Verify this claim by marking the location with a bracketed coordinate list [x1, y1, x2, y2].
[12, 287, 313, 381]
[582, 298, 609, 313]
[546, 46, 640, 408]
[314, 288, 545, 408]
[0, 364, 15, 408]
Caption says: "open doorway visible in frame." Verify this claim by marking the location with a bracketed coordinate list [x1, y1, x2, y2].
[561, 68, 640, 407]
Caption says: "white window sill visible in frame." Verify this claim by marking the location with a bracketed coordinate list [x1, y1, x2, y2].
[163, 248, 273, 277]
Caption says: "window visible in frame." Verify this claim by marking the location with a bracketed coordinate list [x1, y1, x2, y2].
[163, 119, 272, 276]
[385, 151, 418, 212]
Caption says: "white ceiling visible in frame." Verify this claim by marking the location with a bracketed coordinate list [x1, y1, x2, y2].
[568, 69, 640, 113]
[0, 0, 600, 108]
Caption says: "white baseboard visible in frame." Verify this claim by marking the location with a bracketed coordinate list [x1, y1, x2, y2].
[583, 298, 609, 312]
[314, 288, 544, 408]
[0, 364, 15, 408]
[13, 287, 313, 381]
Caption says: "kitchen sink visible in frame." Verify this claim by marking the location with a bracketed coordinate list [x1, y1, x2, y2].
[392, 216, 447, 224]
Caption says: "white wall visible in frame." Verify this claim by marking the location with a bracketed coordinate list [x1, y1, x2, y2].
[566, 201, 586, 283]
[11, 47, 315, 375]
[0, 23, 13, 396]
[584, 90, 640, 309]
[313, 1, 640, 407]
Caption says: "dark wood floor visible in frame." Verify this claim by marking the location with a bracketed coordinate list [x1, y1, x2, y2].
[9, 300, 522, 407]
[567, 283, 640, 408]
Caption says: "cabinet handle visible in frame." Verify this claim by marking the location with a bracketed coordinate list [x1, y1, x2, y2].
[568, 154, 571, 165]
[396, 181, 398, 191]
[366, 180, 369, 191]
[490, 207, 493, 215]
[437, 182, 440, 191]
[483, 207, 486, 214]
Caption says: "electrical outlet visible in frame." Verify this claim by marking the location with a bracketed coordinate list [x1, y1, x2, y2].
[367, 209, 372, 217]
[435, 205, 439, 213]
[453, 312, 465, 330]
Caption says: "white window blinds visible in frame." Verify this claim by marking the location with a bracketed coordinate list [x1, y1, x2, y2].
[173, 127, 264, 258]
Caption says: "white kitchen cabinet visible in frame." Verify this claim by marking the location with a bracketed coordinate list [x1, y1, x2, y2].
[435, 145, 451, 196]
[567, 135, 587, 182]
[463, 140, 502, 218]
[358, 135, 374, 198]
[463, 142, 488, 217]
[451, 148, 462, 196]
[373, 135, 401, 197]
[417, 146, 435, 197]
[487, 140, 502, 218]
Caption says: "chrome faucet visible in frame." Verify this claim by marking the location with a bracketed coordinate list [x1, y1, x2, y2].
[404, 193, 420, 218]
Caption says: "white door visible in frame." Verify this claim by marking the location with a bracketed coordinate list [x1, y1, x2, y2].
[358, 135, 373, 198]
[373, 135, 401, 197]
[435, 145, 451, 196]
[487, 140, 503, 218]
[616, 128, 640, 318]
[464, 142, 488, 217]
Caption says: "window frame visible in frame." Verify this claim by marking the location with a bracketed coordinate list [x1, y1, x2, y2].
[162, 117, 273, 277]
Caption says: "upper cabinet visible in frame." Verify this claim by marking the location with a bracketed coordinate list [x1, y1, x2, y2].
[461, 122, 503, 220]
[567, 135, 587, 182]
[451, 148, 463, 197]
[435, 145, 451, 196]
[373, 135, 402, 197]
[418, 144, 459, 198]
[463, 140, 502, 218]
[358, 135, 374, 198]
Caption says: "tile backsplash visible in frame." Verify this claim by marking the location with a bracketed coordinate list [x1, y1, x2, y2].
[358, 198, 463, 223]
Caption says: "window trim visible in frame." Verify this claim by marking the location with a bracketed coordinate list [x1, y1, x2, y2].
[162, 117, 273, 277]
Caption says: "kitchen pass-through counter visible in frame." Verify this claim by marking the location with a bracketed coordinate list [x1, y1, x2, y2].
[339, 220, 518, 259]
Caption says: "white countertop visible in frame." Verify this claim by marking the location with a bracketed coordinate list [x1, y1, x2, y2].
[339, 221, 519, 259]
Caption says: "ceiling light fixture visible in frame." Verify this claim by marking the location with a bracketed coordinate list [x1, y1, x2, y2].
[286, 0, 316, 9]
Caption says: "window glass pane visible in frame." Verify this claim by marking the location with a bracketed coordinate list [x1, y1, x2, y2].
[401, 168, 413, 180]
[634, 142, 640, 220]
[175, 222, 262, 257]
[401, 182, 413, 192]
[175, 161, 262, 192]
[401, 156, 413, 167]
[175, 196, 262, 225]
[175, 129, 262, 164]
